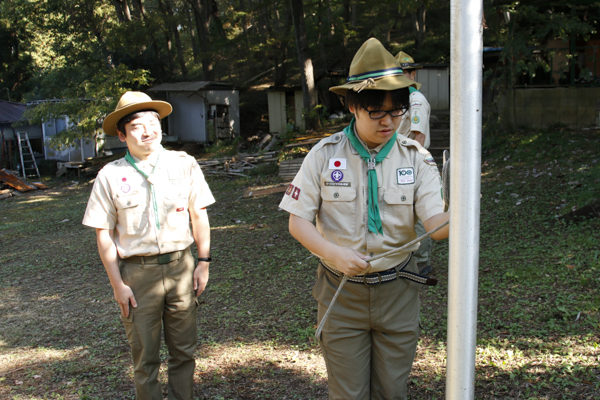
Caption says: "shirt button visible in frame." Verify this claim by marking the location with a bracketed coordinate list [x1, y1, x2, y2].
[161, 244, 164, 248]
[126, 201, 131, 206]
[369, 252, 374, 257]
[402, 140, 407, 144]
[401, 195, 406, 201]
[333, 192, 339, 198]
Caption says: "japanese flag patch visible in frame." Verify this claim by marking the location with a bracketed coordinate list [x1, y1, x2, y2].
[329, 158, 346, 170]
[397, 167, 415, 185]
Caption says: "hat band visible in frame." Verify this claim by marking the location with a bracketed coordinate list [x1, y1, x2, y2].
[347, 67, 404, 83]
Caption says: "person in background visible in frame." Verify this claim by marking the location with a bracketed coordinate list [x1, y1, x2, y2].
[396, 51, 434, 275]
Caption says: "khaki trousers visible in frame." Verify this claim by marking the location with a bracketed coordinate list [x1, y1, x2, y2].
[313, 258, 421, 400]
[119, 248, 197, 400]
[414, 219, 431, 268]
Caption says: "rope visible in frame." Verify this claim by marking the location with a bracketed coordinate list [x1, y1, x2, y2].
[314, 219, 449, 339]
[352, 78, 376, 93]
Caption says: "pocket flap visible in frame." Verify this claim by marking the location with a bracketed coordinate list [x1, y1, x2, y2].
[114, 191, 141, 209]
[321, 186, 356, 202]
[384, 187, 413, 205]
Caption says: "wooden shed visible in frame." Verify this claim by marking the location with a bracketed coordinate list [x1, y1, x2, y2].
[414, 64, 450, 111]
[149, 81, 240, 143]
[267, 86, 305, 134]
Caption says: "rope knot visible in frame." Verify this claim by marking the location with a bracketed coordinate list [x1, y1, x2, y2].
[353, 78, 376, 93]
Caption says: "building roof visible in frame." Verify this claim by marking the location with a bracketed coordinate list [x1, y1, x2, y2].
[148, 81, 236, 92]
[0, 100, 26, 124]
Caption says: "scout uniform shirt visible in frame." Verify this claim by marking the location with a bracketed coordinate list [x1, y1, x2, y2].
[279, 129, 443, 273]
[398, 87, 431, 149]
[82, 147, 215, 258]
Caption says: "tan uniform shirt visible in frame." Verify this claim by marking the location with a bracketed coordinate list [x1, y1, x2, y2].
[82, 148, 215, 258]
[397, 89, 431, 149]
[279, 131, 443, 273]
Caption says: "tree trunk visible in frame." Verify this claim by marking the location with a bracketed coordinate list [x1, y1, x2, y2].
[187, 0, 215, 81]
[411, 2, 427, 50]
[289, 0, 320, 130]
[160, 0, 189, 79]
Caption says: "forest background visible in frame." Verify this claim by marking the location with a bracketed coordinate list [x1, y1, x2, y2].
[1, 0, 599, 147]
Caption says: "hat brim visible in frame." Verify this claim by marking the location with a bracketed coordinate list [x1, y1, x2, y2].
[102, 100, 172, 136]
[330, 75, 420, 96]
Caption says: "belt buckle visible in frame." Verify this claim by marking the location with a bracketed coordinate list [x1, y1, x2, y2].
[158, 254, 171, 264]
[363, 272, 381, 286]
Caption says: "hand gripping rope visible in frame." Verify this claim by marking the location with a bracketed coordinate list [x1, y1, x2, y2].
[315, 154, 451, 340]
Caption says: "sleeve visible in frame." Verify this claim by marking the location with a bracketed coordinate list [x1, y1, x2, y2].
[409, 94, 431, 147]
[413, 154, 444, 222]
[278, 148, 325, 222]
[82, 170, 117, 229]
[188, 158, 216, 210]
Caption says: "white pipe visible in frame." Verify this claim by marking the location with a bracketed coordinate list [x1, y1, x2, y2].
[447, 0, 483, 398]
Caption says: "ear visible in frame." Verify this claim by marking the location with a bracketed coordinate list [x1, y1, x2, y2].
[348, 104, 356, 114]
[117, 131, 127, 143]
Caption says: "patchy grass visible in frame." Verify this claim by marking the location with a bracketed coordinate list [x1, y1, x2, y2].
[0, 127, 599, 399]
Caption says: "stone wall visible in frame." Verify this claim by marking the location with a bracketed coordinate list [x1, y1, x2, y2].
[498, 87, 600, 129]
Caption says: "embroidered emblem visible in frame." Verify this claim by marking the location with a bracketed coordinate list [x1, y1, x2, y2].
[411, 102, 422, 108]
[176, 207, 184, 212]
[331, 170, 344, 182]
[397, 168, 415, 185]
[424, 156, 437, 166]
[121, 184, 131, 193]
[329, 158, 347, 170]
[412, 116, 420, 124]
[285, 184, 294, 196]
[122, 177, 127, 182]
[292, 187, 301, 200]
[325, 182, 351, 187]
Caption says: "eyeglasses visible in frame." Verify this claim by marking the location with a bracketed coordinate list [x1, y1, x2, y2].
[361, 107, 409, 120]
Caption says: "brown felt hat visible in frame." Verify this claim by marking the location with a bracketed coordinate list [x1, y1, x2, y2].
[395, 51, 423, 70]
[329, 38, 419, 96]
[102, 91, 172, 136]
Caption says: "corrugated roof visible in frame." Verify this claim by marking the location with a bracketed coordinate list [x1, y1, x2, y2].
[148, 81, 236, 92]
[0, 100, 26, 124]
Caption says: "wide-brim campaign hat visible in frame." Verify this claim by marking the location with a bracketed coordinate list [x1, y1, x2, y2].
[330, 38, 419, 96]
[102, 91, 172, 136]
[395, 51, 423, 70]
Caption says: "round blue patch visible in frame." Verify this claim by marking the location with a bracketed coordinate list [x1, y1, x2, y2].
[331, 170, 344, 182]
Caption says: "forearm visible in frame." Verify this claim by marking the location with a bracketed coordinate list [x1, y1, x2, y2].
[190, 207, 211, 257]
[96, 228, 125, 290]
[423, 211, 450, 240]
[412, 131, 426, 147]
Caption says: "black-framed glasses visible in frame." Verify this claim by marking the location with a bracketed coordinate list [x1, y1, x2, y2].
[362, 106, 409, 119]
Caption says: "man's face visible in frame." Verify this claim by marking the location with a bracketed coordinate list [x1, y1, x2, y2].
[349, 92, 402, 149]
[118, 113, 162, 159]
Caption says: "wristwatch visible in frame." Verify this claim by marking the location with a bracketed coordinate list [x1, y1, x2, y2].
[197, 257, 212, 263]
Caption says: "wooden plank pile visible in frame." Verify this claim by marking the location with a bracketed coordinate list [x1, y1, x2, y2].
[0, 169, 49, 200]
[278, 158, 305, 181]
[197, 151, 279, 178]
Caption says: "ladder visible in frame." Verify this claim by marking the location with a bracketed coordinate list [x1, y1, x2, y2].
[17, 132, 40, 180]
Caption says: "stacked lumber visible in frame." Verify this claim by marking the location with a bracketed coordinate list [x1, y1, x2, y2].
[278, 158, 305, 181]
[198, 151, 279, 178]
[0, 169, 49, 199]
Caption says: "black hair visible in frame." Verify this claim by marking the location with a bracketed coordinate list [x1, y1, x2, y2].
[345, 88, 410, 111]
[116, 110, 161, 136]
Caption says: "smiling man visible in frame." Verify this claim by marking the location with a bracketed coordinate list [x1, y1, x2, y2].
[279, 39, 449, 399]
[82, 91, 215, 400]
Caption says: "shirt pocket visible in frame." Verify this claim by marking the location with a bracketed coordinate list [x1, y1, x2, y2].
[114, 191, 147, 234]
[318, 186, 357, 236]
[164, 192, 190, 228]
[382, 187, 414, 236]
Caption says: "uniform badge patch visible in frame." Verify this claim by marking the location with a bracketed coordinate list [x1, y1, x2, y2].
[411, 102, 422, 108]
[329, 158, 346, 170]
[121, 184, 131, 193]
[424, 156, 437, 166]
[331, 170, 344, 182]
[412, 116, 420, 124]
[285, 184, 294, 196]
[176, 207, 184, 212]
[325, 182, 351, 187]
[397, 168, 415, 185]
[292, 187, 301, 200]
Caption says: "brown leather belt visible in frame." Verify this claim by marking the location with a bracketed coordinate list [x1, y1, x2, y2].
[124, 248, 188, 265]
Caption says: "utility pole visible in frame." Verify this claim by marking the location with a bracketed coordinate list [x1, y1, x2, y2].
[447, 0, 483, 398]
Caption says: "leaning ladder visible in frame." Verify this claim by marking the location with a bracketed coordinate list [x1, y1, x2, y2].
[17, 132, 40, 180]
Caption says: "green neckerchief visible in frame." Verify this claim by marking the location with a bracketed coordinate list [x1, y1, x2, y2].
[343, 118, 397, 235]
[125, 148, 162, 230]
[409, 86, 418, 94]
